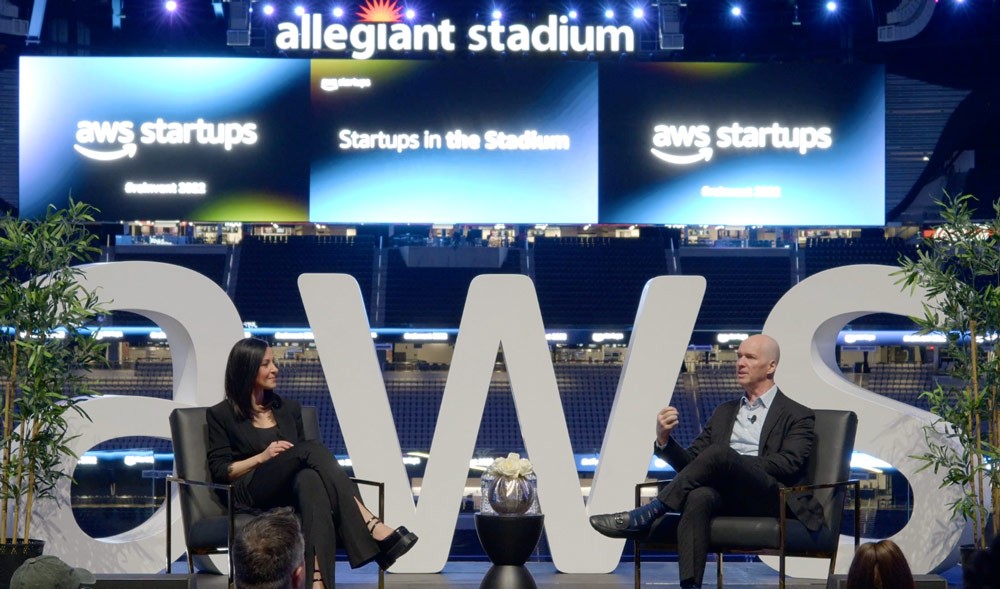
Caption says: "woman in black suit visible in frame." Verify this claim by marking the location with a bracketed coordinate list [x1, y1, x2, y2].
[207, 338, 417, 588]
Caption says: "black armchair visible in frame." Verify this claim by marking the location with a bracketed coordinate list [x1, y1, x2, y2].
[166, 406, 385, 588]
[633, 409, 860, 589]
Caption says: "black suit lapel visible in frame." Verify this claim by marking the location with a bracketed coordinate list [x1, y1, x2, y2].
[274, 403, 297, 441]
[758, 389, 786, 455]
[233, 414, 259, 453]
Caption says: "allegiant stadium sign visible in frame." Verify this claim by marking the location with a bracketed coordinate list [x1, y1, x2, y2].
[274, 14, 636, 59]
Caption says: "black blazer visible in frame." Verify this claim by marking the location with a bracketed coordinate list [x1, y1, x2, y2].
[655, 389, 824, 531]
[206, 394, 307, 486]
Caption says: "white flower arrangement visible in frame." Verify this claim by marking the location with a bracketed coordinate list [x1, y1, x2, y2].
[487, 452, 534, 478]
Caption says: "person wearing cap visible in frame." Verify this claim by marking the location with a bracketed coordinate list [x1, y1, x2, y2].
[10, 554, 96, 589]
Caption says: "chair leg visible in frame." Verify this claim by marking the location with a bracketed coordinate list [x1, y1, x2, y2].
[779, 550, 785, 589]
[717, 553, 723, 588]
[633, 541, 641, 589]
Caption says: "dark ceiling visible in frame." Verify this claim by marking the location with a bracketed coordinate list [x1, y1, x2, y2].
[1, 0, 997, 86]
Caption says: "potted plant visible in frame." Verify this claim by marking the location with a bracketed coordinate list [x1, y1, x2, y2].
[0, 201, 108, 582]
[895, 193, 1000, 552]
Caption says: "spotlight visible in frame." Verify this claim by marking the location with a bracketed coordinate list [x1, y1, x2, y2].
[294, 5, 306, 16]
[825, 1, 837, 11]
[164, 0, 178, 12]
[730, 5, 742, 16]
[604, 8, 615, 18]
[491, 8, 502, 19]
[332, 6, 344, 17]
[405, 7, 416, 19]
[632, 6, 645, 19]
[568, 9, 578, 19]
[262, 3, 275, 15]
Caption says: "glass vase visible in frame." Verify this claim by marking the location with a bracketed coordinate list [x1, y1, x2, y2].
[487, 474, 536, 515]
[479, 471, 496, 514]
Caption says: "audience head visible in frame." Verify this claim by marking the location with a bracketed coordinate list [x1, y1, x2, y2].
[846, 539, 915, 589]
[233, 507, 306, 589]
[225, 337, 276, 419]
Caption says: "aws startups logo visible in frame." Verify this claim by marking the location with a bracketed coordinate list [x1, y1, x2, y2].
[650, 122, 833, 165]
[73, 118, 258, 162]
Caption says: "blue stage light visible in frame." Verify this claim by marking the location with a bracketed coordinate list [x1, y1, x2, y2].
[332, 5, 344, 17]
[632, 6, 645, 19]
[491, 8, 503, 20]
[294, 5, 306, 16]
[730, 5, 742, 16]
[604, 8, 615, 19]
[825, 1, 837, 11]
[164, 0, 177, 12]
[262, 4, 275, 15]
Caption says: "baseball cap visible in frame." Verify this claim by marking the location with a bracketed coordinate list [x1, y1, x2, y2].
[10, 555, 96, 589]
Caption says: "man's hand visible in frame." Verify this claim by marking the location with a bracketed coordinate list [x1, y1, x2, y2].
[656, 406, 679, 446]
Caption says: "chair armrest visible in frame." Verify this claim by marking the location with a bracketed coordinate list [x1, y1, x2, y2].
[167, 475, 233, 493]
[777, 479, 861, 551]
[635, 480, 670, 508]
[351, 478, 386, 524]
[165, 476, 236, 576]
[351, 477, 385, 489]
[779, 479, 860, 497]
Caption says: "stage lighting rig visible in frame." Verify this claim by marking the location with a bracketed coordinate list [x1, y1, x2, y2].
[878, 0, 935, 41]
[227, 0, 251, 46]
[657, 0, 683, 50]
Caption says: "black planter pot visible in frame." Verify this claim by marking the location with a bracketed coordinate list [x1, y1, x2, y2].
[0, 540, 44, 589]
[961, 543, 992, 589]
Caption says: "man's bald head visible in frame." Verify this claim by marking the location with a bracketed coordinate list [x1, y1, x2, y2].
[736, 334, 781, 397]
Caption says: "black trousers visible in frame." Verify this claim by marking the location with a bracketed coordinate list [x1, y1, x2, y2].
[245, 440, 380, 585]
[656, 444, 781, 587]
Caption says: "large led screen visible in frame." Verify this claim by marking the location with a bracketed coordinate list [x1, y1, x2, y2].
[19, 57, 312, 222]
[598, 63, 885, 226]
[19, 58, 884, 226]
[308, 60, 598, 223]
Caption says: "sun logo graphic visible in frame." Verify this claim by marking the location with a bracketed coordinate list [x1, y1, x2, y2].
[356, 0, 402, 22]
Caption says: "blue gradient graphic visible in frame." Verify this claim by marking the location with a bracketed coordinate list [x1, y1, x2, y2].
[599, 64, 886, 226]
[309, 62, 598, 224]
[19, 57, 308, 219]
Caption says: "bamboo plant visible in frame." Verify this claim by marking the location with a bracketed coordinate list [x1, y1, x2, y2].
[896, 193, 1000, 550]
[0, 200, 108, 546]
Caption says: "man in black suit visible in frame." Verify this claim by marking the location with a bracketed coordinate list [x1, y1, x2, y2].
[590, 334, 821, 589]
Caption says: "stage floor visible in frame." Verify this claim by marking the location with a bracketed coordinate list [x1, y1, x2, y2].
[178, 561, 964, 588]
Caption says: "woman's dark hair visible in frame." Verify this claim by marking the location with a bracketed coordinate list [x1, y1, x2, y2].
[845, 539, 915, 589]
[224, 337, 278, 420]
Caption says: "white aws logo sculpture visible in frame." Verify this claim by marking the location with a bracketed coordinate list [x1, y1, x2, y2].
[35, 262, 963, 577]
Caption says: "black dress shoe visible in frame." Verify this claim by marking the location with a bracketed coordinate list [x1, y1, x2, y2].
[375, 526, 419, 569]
[589, 512, 650, 539]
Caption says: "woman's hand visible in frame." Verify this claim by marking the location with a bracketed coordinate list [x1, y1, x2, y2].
[260, 440, 294, 464]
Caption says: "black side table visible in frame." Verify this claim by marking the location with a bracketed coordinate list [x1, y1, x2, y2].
[474, 513, 545, 589]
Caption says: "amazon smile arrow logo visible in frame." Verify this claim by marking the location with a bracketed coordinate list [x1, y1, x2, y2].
[650, 146, 713, 165]
[73, 143, 138, 161]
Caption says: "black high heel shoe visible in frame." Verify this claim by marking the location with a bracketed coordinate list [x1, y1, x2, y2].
[368, 517, 419, 570]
